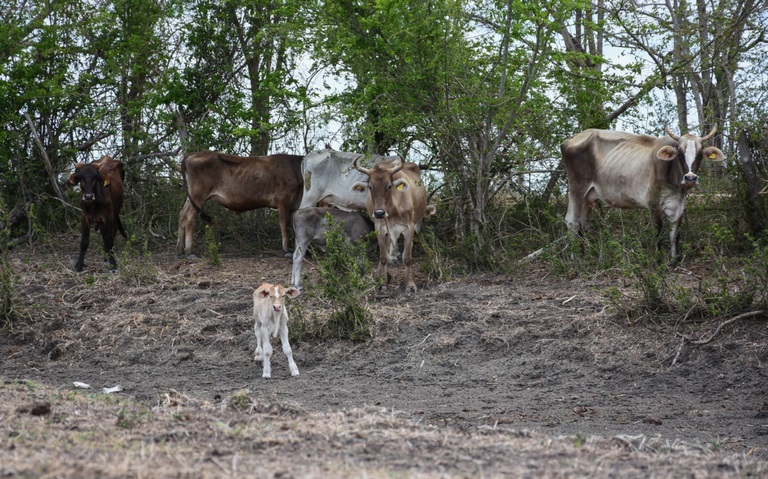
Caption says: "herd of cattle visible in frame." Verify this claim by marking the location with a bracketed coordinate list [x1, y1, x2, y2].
[68, 124, 725, 285]
[65, 125, 725, 377]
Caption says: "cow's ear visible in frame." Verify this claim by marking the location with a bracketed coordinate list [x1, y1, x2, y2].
[703, 147, 724, 162]
[68, 173, 79, 186]
[285, 287, 300, 299]
[393, 178, 409, 191]
[656, 146, 677, 161]
[352, 181, 367, 192]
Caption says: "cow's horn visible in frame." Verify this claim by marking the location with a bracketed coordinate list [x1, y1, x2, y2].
[700, 125, 717, 141]
[391, 161, 404, 174]
[664, 124, 680, 141]
[353, 155, 372, 175]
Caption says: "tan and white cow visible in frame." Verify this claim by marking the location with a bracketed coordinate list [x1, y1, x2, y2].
[561, 125, 725, 260]
[177, 151, 304, 258]
[353, 158, 435, 293]
[252, 283, 301, 379]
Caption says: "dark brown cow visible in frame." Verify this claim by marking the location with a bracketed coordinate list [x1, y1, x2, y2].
[176, 151, 304, 258]
[352, 158, 435, 293]
[562, 125, 725, 260]
[68, 156, 127, 272]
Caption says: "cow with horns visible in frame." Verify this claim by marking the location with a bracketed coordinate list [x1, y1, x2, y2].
[68, 155, 127, 272]
[352, 157, 435, 293]
[561, 124, 725, 260]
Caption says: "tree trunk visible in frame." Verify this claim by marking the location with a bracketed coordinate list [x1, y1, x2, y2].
[737, 129, 766, 235]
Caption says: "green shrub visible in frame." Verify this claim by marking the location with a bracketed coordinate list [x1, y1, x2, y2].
[311, 214, 376, 341]
[118, 234, 161, 286]
[204, 224, 221, 266]
[0, 198, 15, 325]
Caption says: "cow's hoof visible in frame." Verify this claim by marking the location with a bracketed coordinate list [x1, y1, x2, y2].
[282, 251, 293, 259]
[405, 286, 417, 294]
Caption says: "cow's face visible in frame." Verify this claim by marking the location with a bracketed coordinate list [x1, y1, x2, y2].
[352, 164, 409, 219]
[69, 163, 108, 204]
[255, 283, 300, 315]
[658, 126, 724, 187]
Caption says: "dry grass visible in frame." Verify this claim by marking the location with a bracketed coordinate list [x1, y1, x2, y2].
[2, 379, 765, 479]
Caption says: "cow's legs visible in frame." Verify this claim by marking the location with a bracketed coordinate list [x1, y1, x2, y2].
[253, 321, 264, 361]
[565, 188, 589, 234]
[402, 226, 417, 293]
[102, 218, 117, 271]
[279, 320, 299, 377]
[375, 226, 390, 291]
[260, 325, 273, 378]
[291, 240, 309, 289]
[176, 199, 197, 257]
[669, 219, 682, 263]
[655, 208, 682, 263]
[277, 204, 293, 258]
[75, 220, 90, 272]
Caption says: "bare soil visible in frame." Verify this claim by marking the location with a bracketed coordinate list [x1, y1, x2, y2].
[2, 234, 767, 478]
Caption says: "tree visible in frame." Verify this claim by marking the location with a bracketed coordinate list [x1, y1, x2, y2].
[169, 0, 311, 156]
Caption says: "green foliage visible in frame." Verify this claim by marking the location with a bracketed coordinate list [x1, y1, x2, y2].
[312, 214, 375, 341]
[0, 199, 16, 326]
[552, 207, 768, 322]
[228, 390, 252, 412]
[115, 406, 153, 429]
[418, 227, 453, 284]
[118, 234, 161, 286]
[203, 224, 221, 266]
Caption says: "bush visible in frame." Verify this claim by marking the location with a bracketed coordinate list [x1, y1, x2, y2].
[311, 214, 376, 341]
[0, 199, 15, 325]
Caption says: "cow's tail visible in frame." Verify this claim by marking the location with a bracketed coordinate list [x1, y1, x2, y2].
[180, 155, 213, 224]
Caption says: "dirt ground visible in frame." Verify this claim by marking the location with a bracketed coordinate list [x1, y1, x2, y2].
[2, 234, 767, 478]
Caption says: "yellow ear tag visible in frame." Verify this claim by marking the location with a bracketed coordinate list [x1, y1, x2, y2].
[103, 178, 110, 187]
[708, 153, 717, 159]
[396, 183, 405, 191]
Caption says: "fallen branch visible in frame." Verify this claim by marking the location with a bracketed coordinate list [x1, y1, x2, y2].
[520, 235, 568, 263]
[670, 335, 686, 368]
[691, 310, 764, 345]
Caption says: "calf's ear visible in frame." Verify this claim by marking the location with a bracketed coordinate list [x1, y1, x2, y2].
[656, 146, 677, 161]
[285, 287, 300, 299]
[703, 147, 724, 162]
[254, 283, 273, 298]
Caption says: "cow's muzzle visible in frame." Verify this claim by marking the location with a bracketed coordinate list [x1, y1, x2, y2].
[272, 304, 282, 312]
[82, 193, 95, 202]
[373, 209, 387, 219]
[682, 173, 698, 186]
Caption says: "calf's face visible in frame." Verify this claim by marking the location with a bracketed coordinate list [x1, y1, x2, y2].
[254, 283, 300, 314]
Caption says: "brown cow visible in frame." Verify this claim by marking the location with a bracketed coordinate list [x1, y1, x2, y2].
[68, 156, 127, 272]
[562, 125, 725, 260]
[177, 151, 304, 258]
[352, 158, 435, 293]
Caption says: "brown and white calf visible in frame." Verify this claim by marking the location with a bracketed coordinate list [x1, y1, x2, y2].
[252, 283, 301, 378]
